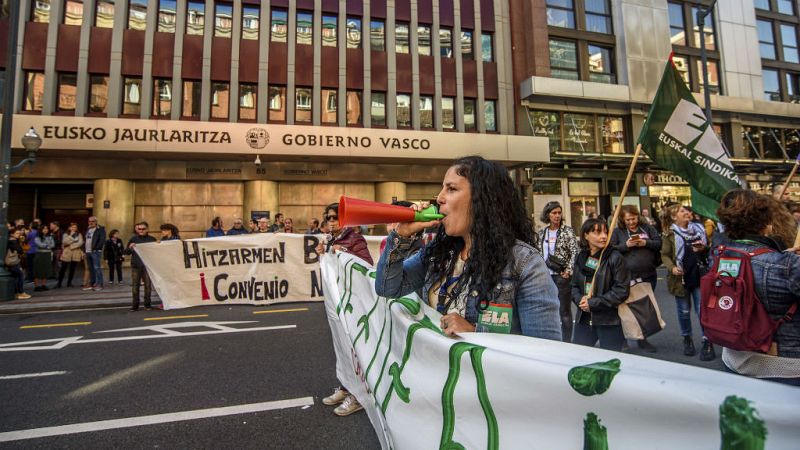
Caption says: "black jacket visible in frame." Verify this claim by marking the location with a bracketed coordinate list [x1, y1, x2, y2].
[125, 234, 157, 269]
[608, 223, 662, 278]
[104, 238, 125, 262]
[571, 248, 631, 326]
[88, 226, 107, 252]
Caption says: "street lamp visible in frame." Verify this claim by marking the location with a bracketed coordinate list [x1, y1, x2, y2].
[20, 127, 42, 166]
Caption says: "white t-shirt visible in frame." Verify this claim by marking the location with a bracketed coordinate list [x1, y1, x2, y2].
[85, 227, 95, 252]
[428, 257, 467, 316]
[543, 228, 558, 275]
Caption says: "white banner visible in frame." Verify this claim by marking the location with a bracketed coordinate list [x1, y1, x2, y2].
[321, 252, 800, 449]
[134, 233, 382, 309]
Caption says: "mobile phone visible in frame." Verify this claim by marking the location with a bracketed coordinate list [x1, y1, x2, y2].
[692, 241, 704, 247]
[629, 235, 641, 241]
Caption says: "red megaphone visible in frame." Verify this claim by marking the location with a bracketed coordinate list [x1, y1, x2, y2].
[338, 196, 444, 227]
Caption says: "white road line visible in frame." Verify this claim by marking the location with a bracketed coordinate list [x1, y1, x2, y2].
[0, 397, 315, 442]
[0, 371, 68, 380]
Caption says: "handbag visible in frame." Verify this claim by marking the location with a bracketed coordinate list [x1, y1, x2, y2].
[5, 249, 20, 266]
[545, 254, 567, 273]
[617, 279, 666, 340]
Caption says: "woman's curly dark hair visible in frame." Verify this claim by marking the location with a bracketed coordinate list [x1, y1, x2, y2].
[717, 189, 796, 244]
[424, 156, 533, 305]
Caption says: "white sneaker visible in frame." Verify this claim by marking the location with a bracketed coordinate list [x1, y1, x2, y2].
[15, 293, 32, 300]
[322, 387, 349, 406]
[333, 395, 363, 416]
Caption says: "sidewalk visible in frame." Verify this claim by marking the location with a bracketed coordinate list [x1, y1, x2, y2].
[0, 280, 161, 314]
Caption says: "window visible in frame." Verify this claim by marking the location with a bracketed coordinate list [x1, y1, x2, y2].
[529, 110, 633, 154]
[564, 113, 596, 152]
[481, 33, 494, 62]
[370, 20, 385, 51]
[781, 24, 798, 64]
[585, 0, 612, 34]
[670, 2, 722, 94]
[271, 9, 288, 43]
[122, 77, 142, 115]
[787, 72, 800, 103]
[322, 15, 337, 47]
[64, 0, 83, 26]
[755, 0, 770, 10]
[549, 39, 579, 80]
[588, 44, 614, 83]
[396, 94, 411, 127]
[347, 17, 362, 49]
[530, 110, 560, 151]
[371, 92, 386, 126]
[346, 91, 362, 125]
[297, 11, 313, 45]
[396, 22, 409, 54]
[57, 73, 77, 112]
[696, 59, 719, 93]
[691, 7, 715, 51]
[94, 0, 114, 27]
[599, 116, 625, 153]
[546, 0, 575, 29]
[464, 99, 476, 130]
[418, 25, 432, 56]
[461, 31, 473, 60]
[268, 86, 286, 122]
[547, 0, 611, 34]
[295, 87, 312, 123]
[778, 0, 794, 15]
[158, 1, 177, 32]
[214, 2, 233, 38]
[89, 75, 109, 114]
[673, 55, 691, 87]
[442, 97, 455, 129]
[419, 96, 434, 128]
[186, 0, 205, 36]
[321, 89, 337, 124]
[211, 82, 229, 119]
[19, 73, 38, 109]
[239, 84, 257, 120]
[756, 5, 800, 103]
[484, 100, 496, 132]
[242, 6, 259, 40]
[440, 28, 453, 58]
[758, 19, 776, 59]
[153, 79, 173, 117]
[182, 80, 201, 118]
[32, 0, 50, 23]
[668, 2, 685, 46]
[743, 126, 799, 160]
[128, 0, 147, 30]
[763, 69, 781, 101]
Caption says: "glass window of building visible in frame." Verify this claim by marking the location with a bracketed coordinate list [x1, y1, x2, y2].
[690, 7, 715, 51]
[549, 39, 579, 80]
[758, 19, 776, 59]
[484, 100, 497, 132]
[210, 82, 229, 119]
[32, 0, 51, 23]
[295, 87, 312, 123]
[182, 80, 201, 118]
[672, 55, 691, 87]
[371, 92, 386, 126]
[153, 78, 173, 117]
[585, 0, 612, 34]
[158, 1, 176, 32]
[778, 0, 794, 15]
[587, 44, 614, 83]
[396, 22, 410, 54]
[64, 0, 83, 26]
[268, 86, 286, 122]
[695, 59, 719, 93]
[396, 94, 411, 127]
[668, 2, 685, 46]
[442, 97, 455, 129]
[239, 84, 257, 120]
[297, 12, 313, 45]
[122, 77, 142, 115]
[481, 33, 493, 62]
[545, 0, 575, 29]
[95, 1, 114, 28]
[346, 91, 362, 126]
[671, 2, 721, 94]
[763, 68, 781, 101]
[271, 9, 288, 43]
[564, 113, 596, 152]
[599, 116, 625, 153]
[322, 15, 337, 47]
[529, 110, 561, 151]
[89, 75, 109, 114]
[321, 89, 337, 124]
[440, 28, 453, 57]
[57, 73, 77, 112]
[214, 2, 233, 38]
[22, 72, 44, 111]
[787, 72, 800, 103]
[128, 0, 147, 30]
[370, 20, 385, 51]
[755, 0, 770, 9]
[347, 17, 362, 49]
[242, 6, 259, 40]
[464, 99, 476, 130]
[186, 1, 205, 36]
[419, 96, 434, 129]
[418, 25, 432, 56]
[781, 24, 798, 64]
[461, 31, 473, 60]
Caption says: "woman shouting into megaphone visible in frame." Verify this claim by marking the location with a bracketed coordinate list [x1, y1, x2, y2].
[375, 156, 562, 339]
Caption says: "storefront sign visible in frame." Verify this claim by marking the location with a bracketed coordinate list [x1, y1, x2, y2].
[642, 173, 689, 186]
[185, 163, 243, 179]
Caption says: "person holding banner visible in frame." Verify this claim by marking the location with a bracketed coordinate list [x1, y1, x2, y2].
[375, 156, 561, 339]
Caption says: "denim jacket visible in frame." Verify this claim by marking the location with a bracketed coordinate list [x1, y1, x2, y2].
[711, 237, 800, 358]
[375, 231, 562, 340]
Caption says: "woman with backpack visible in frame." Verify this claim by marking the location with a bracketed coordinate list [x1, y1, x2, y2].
[714, 189, 799, 386]
[661, 204, 715, 361]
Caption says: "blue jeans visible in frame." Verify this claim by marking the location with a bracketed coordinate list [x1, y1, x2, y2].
[675, 286, 703, 338]
[9, 265, 24, 293]
[86, 250, 104, 286]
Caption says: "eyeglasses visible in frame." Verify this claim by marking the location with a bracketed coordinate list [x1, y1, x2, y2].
[136, 227, 147, 231]
[325, 215, 338, 221]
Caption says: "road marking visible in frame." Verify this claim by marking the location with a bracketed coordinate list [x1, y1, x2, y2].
[0, 371, 68, 380]
[143, 314, 208, 321]
[0, 306, 132, 316]
[20, 322, 91, 330]
[65, 353, 181, 400]
[252, 307, 309, 315]
[0, 396, 315, 442]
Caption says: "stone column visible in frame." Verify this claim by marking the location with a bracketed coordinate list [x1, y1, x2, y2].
[243, 180, 280, 222]
[93, 179, 135, 238]
[375, 182, 407, 204]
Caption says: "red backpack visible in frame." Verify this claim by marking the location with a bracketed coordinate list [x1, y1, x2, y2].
[700, 245, 798, 354]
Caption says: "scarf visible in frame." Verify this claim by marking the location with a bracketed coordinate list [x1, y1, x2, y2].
[671, 222, 706, 265]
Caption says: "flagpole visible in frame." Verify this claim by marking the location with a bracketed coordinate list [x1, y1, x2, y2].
[587, 143, 643, 297]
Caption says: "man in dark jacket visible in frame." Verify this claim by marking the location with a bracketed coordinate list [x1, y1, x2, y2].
[226, 218, 249, 235]
[84, 216, 107, 291]
[125, 221, 157, 311]
[268, 213, 284, 233]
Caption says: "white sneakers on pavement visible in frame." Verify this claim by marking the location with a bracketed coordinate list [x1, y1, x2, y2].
[322, 387, 349, 406]
[333, 395, 363, 416]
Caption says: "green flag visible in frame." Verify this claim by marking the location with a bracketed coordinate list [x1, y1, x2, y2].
[637, 56, 740, 220]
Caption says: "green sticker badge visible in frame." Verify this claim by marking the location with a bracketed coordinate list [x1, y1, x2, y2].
[718, 258, 742, 277]
[568, 359, 622, 396]
[477, 303, 513, 334]
[586, 257, 599, 271]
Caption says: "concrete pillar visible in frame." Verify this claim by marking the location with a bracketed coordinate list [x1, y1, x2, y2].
[375, 182, 407, 204]
[93, 179, 135, 238]
[243, 180, 280, 222]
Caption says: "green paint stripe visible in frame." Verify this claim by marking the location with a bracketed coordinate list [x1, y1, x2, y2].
[470, 347, 499, 450]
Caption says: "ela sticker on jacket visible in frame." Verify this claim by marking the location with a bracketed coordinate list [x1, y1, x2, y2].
[586, 257, 599, 270]
[718, 258, 742, 277]
[477, 303, 513, 334]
